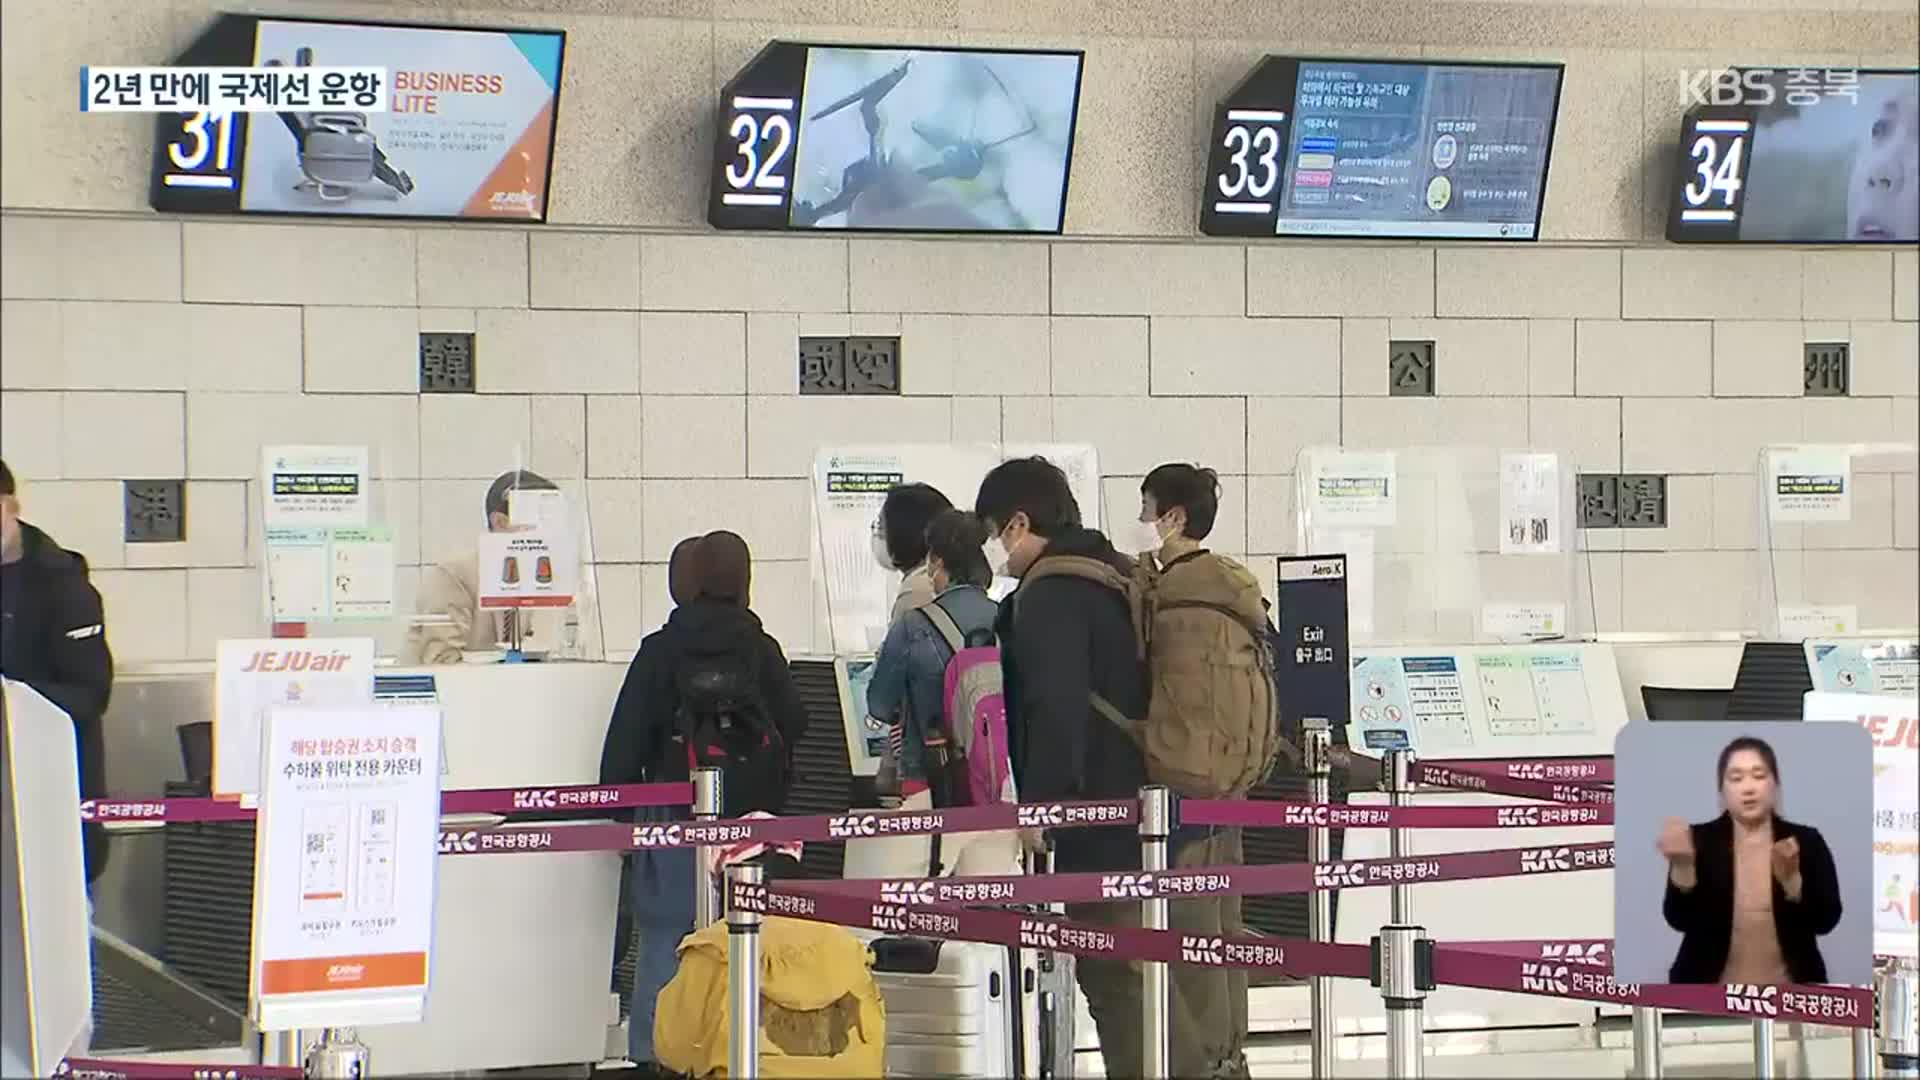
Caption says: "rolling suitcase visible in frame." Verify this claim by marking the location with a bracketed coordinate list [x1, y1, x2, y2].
[871, 935, 1018, 1077]
[1014, 847, 1077, 1078]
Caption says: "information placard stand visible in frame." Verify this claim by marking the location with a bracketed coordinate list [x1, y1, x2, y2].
[1754, 442, 1919, 641]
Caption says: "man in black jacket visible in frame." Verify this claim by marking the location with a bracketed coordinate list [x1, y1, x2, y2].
[0, 460, 115, 885]
[976, 457, 1172, 1074]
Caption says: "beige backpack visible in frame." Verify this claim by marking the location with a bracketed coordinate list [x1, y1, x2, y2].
[1021, 551, 1285, 798]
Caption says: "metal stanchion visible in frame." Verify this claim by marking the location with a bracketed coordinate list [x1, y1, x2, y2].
[1880, 960, 1919, 1079]
[693, 766, 723, 929]
[1631, 1007, 1664, 1079]
[1304, 717, 1337, 1079]
[303, 1028, 370, 1079]
[1753, 1018, 1777, 1078]
[267, 1030, 305, 1069]
[1140, 785, 1172, 1080]
[1382, 749, 1414, 925]
[727, 861, 764, 1080]
[1370, 924, 1433, 1079]
[1856, 1023, 1877, 1080]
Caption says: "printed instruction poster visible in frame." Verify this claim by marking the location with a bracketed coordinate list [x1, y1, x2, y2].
[1306, 449, 1397, 527]
[214, 638, 375, 801]
[477, 526, 579, 609]
[1498, 452, 1561, 554]
[263, 446, 369, 528]
[1767, 447, 1852, 522]
[253, 702, 442, 1029]
[1806, 640, 1920, 697]
[265, 528, 396, 622]
[1805, 691, 1919, 960]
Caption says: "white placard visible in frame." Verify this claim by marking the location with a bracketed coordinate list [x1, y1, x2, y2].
[214, 639, 375, 801]
[1481, 602, 1567, 640]
[266, 528, 395, 622]
[1307, 450, 1398, 527]
[263, 446, 369, 528]
[1768, 447, 1852, 522]
[477, 527, 579, 609]
[253, 702, 442, 1029]
[330, 528, 397, 620]
[265, 528, 332, 621]
[507, 488, 567, 530]
[1779, 604, 1858, 640]
[1499, 452, 1561, 554]
[1805, 691, 1919, 960]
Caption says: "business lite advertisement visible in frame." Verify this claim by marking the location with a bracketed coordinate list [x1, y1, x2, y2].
[1669, 67, 1918, 243]
[150, 15, 564, 220]
[709, 42, 1084, 233]
[1201, 56, 1564, 239]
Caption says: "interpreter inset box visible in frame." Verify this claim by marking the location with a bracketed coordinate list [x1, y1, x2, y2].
[1612, 721, 1872, 986]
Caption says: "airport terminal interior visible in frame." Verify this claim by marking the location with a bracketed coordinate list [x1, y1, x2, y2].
[1, 0, 1917, 1076]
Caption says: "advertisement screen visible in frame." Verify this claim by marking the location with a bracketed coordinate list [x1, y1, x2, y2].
[149, 15, 565, 221]
[709, 42, 1084, 233]
[1202, 56, 1563, 240]
[1669, 68, 1919, 243]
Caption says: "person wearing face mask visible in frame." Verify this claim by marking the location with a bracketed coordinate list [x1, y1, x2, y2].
[403, 469, 559, 664]
[862, 509, 1019, 877]
[1658, 736, 1843, 984]
[872, 482, 954, 624]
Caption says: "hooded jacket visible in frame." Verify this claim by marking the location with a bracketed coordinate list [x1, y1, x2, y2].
[599, 600, 809, 810]
[1, 522, 113, 882]
[995, 527, 1150, 874]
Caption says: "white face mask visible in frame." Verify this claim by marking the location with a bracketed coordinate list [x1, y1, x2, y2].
[1121, 517, 1165, 555]
[870, 530, 895, 572]
[983, 537, 1011, 578]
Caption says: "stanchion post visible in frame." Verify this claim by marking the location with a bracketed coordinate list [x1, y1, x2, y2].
[1856, 1023, 1877, 1080]
[1880, 959, 1919, 1079]
[303, 1028, 370, 1079]
[1753, 1018, 1776, 1078]
[1370, 924, 1433, 1080]
[727, 861, 764, 1080]
[1140, 785, 1172, 1080]
[1631, 1006, 1663, 1079]
[693, 766, 723, 930]
[1382, 749, 1414, 925]
[1304, 717, 1336, 1079]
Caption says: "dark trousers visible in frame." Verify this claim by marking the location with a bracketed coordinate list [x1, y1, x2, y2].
[1067, 828, 1250, 1080]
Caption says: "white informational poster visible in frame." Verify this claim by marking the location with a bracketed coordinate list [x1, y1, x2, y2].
[1767, 447, 1852, 522]
[263, 446, 370, 529]
[1805, 691, 1919, 960]
[1778, 604, 1858, 640]
[266, 527, 396, 622]
[214, 639, 376, 801]
[1002, 443, 1104, 531]
[1306, 449, 1397, 527]
[1806, 639, 1920, 696]
[1498, 452, 1561, 554]
[253, 702, 442, 1029]
[477, 526, 579, 609]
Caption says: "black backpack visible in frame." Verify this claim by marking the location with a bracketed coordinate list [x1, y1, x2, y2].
[673, 648, 789, 816]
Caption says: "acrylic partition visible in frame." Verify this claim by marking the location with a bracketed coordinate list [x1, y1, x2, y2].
[1752, 442, 1920, 640]
[1292, 445, 1591, 648]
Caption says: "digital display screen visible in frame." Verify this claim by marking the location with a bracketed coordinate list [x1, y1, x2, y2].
[1201, 56, 1564, 240]
[1669, 68, 1918, 243]
[709, 42, 1084, 233]
[149, 15, 565, 221]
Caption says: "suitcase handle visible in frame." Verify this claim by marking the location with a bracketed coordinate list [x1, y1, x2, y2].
[869, 935, 944, 974]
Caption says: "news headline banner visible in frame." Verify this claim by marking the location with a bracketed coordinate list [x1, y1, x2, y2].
[1180, 800, 1612, 829]
[56, 1059, 303, 1079]
[81, 67, 387, 112]
[788, 842, 1619, 905]
[81, 781, 694, 825]
[1414, 761, 1614, 805]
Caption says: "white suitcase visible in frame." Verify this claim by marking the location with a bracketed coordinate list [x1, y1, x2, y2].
[871, 936, 1017, 1078]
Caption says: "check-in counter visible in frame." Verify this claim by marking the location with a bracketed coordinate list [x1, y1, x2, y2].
[94, 660, 631, 1074]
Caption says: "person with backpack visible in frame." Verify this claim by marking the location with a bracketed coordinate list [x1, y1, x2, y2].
[599, 530, 809, 1076]
[864, 508, 1019, 876]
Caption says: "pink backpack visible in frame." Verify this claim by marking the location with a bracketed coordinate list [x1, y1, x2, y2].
[918, 599, 1014, 806]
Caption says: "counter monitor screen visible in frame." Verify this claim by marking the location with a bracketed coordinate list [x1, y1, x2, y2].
[148, 14, 565, 221]
[709, 42, 1084, 233]
[1200, 56, 1564, 240]
[1667, 68, 1919, 243]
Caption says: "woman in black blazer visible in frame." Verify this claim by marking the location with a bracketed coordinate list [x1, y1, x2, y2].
[1658, 735, 1844, 984]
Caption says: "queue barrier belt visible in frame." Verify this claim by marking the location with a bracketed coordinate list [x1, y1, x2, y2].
[56, 1058, 303, 1079]
[80, 781, 695, 825]
[727, 882, 1875, 1029]
[1413, 761, 1614, 805]
[1418, 755, 1615, 784]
